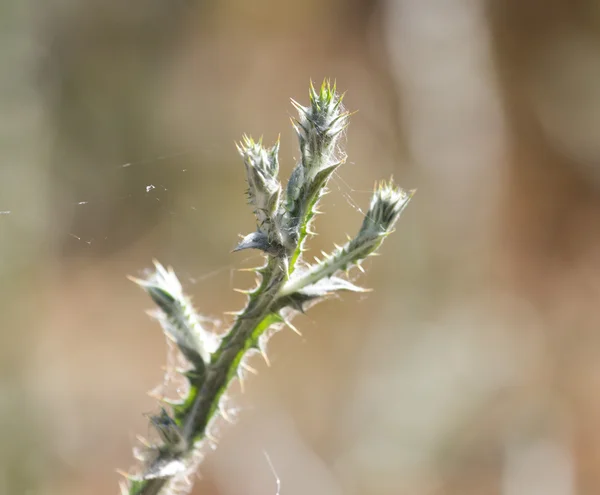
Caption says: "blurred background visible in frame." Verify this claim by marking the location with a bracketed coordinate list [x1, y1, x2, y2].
[3, 0, 600, 493]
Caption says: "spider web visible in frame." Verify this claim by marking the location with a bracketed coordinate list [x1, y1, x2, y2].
[42, 147, 378, 266]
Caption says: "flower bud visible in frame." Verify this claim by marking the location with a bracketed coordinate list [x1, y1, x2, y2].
[237, 135, 282, 241]
[291, 80, 349, 180]
[355, 181, 414, 248]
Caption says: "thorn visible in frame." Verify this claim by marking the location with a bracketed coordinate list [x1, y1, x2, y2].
[237, 371, 246, 393]
[136, 435, 152, 447]
[290, 98, 308, 115]
[260, 349, 271, 367]
[151, 259, 172, 276]
[233, 288, 252, 295]
[237, 266, 259, 272]
[288, 299, 307, 314]
[223, 310, 242, 316]
[126, 274, 149, 287]
[205, 430, 219, 444]
[133, 446, 148, 462]
[219, 404, 235, 424]
[290, 117, 301, 134]
[145, 308, 161, 319]
[116, 469, 132, 479]
[241, 361, 258, 375]
[285, 320, 302, 336]
[334, 90, 347, 109]
[355, 263, 366, 274]
[160, 396, 184, 408]
[320, 250, 329, 258]
[147, 389, 164, 400]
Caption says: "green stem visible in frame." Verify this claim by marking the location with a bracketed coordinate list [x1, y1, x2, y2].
[287, 178, 325, 274]
[131, 261, 286, 495]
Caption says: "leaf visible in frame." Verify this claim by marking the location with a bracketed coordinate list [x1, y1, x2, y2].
[273, 276, 366, 313]
[233, 232, 284, 256]
[149, 408, 187, 453]
[298, 276, 367, 297]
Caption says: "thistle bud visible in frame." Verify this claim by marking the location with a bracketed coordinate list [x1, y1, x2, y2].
[236, 135, 282, 242]
[354, 181, 414, 252]
[291, 80, 349, 180]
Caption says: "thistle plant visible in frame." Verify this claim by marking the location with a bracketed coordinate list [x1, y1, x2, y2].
[120, 81, 413, 495]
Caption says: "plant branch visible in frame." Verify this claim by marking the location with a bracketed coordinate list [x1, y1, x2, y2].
[119, 80, 413, 495]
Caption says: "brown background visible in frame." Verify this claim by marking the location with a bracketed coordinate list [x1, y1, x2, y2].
[3, 0, 600, 494]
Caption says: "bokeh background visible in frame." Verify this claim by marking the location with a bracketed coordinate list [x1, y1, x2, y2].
[3, 0, 600, 494]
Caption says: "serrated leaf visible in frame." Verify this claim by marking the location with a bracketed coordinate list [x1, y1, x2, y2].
[131, 263, 212, 373]
[273, 276, 366, 314]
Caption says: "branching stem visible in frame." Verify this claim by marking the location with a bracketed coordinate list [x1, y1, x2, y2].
[120, 81, 412, 495]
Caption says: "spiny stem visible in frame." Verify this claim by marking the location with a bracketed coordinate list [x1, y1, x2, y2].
[183, 268, 285, 441]
[280, 185, 415, 297]
[120, 80, 413, 495]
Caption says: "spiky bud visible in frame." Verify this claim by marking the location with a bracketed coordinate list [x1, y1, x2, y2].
[347, 181, 413, 260]
[291, 79, 349, 180]
[282, 80, 350, 260]
[357, 181, 414, 241]
[236, 135, 282, 247]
